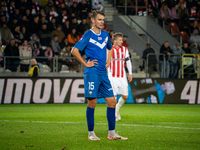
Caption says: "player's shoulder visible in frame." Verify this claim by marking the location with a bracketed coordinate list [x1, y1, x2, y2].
[79, 30, 92, 42]
[101, 30, 109, 36]
[83, 30, 92, 37]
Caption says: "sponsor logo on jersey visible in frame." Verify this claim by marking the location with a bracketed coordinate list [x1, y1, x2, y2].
[98, 37, 102, 40]
[89, 91, 93, 95]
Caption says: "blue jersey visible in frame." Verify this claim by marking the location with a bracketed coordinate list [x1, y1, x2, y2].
[74, 29, 112, 75]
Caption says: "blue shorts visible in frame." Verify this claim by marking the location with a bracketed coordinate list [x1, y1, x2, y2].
[84, 73, 114, 98]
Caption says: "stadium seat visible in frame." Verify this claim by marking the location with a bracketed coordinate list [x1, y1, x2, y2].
[169, 22, 179, 36]
[43, 65, 51, 72]
[42, 46, 47, 50]
[179, 31, 189, 43]
[61, 65, 69, 71]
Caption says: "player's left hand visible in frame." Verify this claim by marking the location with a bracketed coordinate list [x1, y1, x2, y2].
[128, 75, 132, 83]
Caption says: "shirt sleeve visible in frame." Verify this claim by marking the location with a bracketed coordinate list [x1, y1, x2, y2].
[125, 47, 130, 58]
[74, 31, 90, 51]
[107, 34, 112, 50]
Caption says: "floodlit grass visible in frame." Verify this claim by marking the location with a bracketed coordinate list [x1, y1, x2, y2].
[0, 104, 200, 150]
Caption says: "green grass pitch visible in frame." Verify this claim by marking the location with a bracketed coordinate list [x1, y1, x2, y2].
[0, 104, 200, 150]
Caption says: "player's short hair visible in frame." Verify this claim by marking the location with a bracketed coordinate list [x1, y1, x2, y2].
[91, 10, 105, 19]
[112, 32, 123, 41]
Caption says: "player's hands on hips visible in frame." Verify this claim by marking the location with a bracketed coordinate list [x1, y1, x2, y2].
[128, 75, 132, 83]
[86, 59, 98, 68]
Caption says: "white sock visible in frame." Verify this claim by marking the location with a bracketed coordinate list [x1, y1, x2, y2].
[88, 131, 94, 136]
[116, 97, 126, 111]
[108, 130, 115, 136]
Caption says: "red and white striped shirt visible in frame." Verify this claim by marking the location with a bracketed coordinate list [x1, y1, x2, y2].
[108, 46, 130, 78]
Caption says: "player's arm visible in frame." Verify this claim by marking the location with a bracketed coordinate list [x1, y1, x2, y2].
[71, 47, 98, 68]
[106, 48, 113, 68]
[125, 49, 132, 83]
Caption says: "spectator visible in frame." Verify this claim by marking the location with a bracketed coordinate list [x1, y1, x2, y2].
[48, 17, 57, 32]
[69, 16, 78, 30]
[19, 14, 30, 31]
[103, 23, 109, 32]
[191, 43, 200, 54]
[158, 3, 171, 25]
[159, 41, 173, 78]
[0, 5, 9, 23]
[182, 42, 191, 54]
[60, 44, 80, 72]
[44, 45, 53, 66]
[62, 20, 71, 37]
[67, 28, 80, 46]
[59, 37, 69, 49]
[178, 14, 191, 34]
[169, 43, 185, 78]
[0, 15, 7, 27]
[38, 16, 48, 30]
[7, 17, 19, 32]
[57, 2, 71, 16]
[38, 23, 51, 46]
[68, 0, 81, 6]
[8, 0, 16, 17]
[51, 25, 65, 43]
[30, 15, 40, 34]
[21, 26, 31, 42]
[141, 43, 157, 76]
[16, 0, 27, 15]
[25, 9, 33, 22]
[122, 35, 129, 49]
[50, 52, 62, 72]
[28, 34, 41, 49]
[60, 9, 68, 24]
[12, 25, 23, 44]
[77, 17, 89, 35]
[0, 23, 14, 46]
[190, 20, 199, 35]
[171, 4, 179, 23]
[109, 30, 114, 44]
[44, 0, 55, 14]
[4, 39, 19, 72]
[70, 2, 79, 17]
[92, 0, 105, 13]
[86, 12, 92, 28]
[19, 40, 32, 72]
[47, 6, 59, 22]
[54, 0, 61, 9]
[189, 5, 197, 20]
[78, 0, 89, 19]
[149, 0, 161, 18]
[51, 35, 61, 53]
[39, 8, 46, 18]
[177, 3, 189, 20]
[0, 41, 4, 67]
[28, 0, 40, 15]
[32, 41, 45, 72]
[190, 29, 200, 47]
[12, 9, 21, 21]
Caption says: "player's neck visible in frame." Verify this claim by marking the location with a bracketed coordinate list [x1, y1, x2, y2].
[91, 27, 101, 34]
[113, 44, 120, 49]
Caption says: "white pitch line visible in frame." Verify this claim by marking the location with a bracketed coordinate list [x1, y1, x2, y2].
[0, 120, 200, 130]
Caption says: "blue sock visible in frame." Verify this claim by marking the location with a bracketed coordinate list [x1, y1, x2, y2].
[86, 106, 94, 131]
[107, 107, 115, 130]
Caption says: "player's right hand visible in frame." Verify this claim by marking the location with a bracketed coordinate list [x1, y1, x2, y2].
[86, 59, 98, 68]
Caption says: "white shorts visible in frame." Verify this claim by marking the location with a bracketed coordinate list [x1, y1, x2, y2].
[108, 76, 128, 96]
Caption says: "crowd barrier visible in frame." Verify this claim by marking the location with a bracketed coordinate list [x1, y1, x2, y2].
[0, 77, 199, 104]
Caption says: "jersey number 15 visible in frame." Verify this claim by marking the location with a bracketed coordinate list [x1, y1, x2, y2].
[89, 82, 94, 90]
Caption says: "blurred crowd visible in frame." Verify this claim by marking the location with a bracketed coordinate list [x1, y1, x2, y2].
[0, 0, 109, 73]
